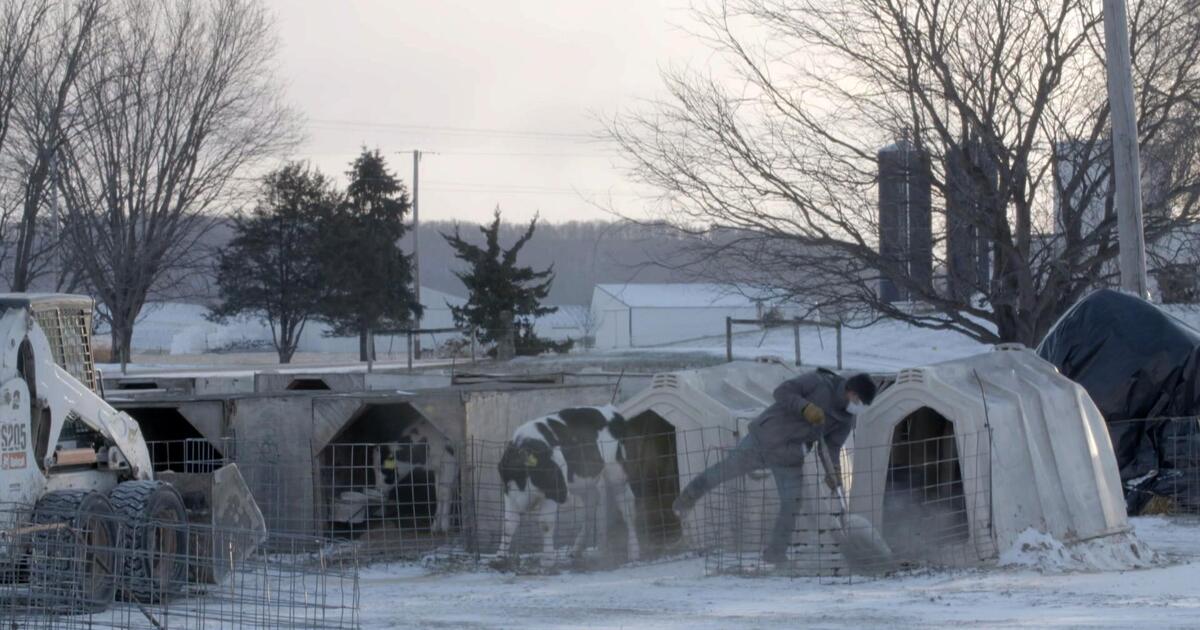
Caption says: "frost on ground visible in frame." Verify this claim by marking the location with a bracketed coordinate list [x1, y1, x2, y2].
[998, 528, 1159, 573]
[359, 517, 1200, 629]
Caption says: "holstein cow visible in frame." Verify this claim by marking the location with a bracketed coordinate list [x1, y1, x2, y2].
[496, 405, 640, 561]
[367, 423, 458, 533]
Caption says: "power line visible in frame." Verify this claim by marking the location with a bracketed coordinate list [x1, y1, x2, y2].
[306, 118, 598, 141]
[293, 148, 618, 160]
[423, 180, 618, 192]
[433, 149, 618, 159]
[424, 187, 641, 197]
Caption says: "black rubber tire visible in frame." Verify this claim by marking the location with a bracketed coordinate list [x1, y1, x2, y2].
[29, 490, 119, 613]
[109, 480, 189, 603]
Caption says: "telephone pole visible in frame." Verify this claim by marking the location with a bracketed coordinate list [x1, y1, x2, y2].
[411, 149, 422, 360]
[1104, 0, 1149, 298]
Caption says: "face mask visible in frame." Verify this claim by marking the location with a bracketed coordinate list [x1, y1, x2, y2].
[846, 401, 868, 415]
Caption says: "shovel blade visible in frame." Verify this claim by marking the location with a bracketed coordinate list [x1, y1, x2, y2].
[832, 513, 894, 573]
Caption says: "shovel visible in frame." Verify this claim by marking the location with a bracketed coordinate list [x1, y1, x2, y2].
[814, 440, 894, 573]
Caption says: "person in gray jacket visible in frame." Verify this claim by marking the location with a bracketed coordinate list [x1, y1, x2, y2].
[672, 368, 877, 563]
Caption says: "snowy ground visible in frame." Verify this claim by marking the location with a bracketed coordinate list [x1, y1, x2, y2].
[357, 517, 1200, 629]
[641, 319, 989, 372]
[108, 302, 992, 375]
[103, 300, 1200, 376]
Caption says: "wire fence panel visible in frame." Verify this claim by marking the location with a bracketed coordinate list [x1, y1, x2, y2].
[1109, 417, 1200, 515]
[0, 503, 358, 629]
[139, 423, 1000, 578]
[135, 422, 1001, 581]
[704, 428, 995, 581]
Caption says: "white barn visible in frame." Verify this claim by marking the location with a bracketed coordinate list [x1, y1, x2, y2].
[590, 283, 787, 349]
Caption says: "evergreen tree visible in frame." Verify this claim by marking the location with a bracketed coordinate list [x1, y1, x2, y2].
[211, 163, 333, 363]
[317, 148, 421, 360]
[442, 208, 572, 356]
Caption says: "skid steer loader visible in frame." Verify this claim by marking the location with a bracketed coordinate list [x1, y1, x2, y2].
[0, 294, 265, 613]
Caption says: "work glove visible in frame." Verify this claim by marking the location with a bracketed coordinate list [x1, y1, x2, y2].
[802, 403, 825, 425]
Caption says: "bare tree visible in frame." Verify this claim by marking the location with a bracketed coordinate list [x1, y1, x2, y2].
[608, 0, 1200, 346]
[4, 0, 102, 292]
[0, 0, 53, 275]
[57, 0, 298, 366]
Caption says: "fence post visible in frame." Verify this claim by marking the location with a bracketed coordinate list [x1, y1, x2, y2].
[836, 321, 843, 370]
[470, 329, 477, 363]
[725, 317, 733, 362]
[367, 329, 375, 373]
[407, 330, 414, 372]
[793, 319, 802, 367]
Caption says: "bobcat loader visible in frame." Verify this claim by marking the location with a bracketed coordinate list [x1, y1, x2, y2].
[0, 294, 264, 613]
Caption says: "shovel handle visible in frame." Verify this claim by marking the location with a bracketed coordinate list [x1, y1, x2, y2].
[814, 440, 841, 490]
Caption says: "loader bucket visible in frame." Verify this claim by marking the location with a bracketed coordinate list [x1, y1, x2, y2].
[157, 463, 267, 584]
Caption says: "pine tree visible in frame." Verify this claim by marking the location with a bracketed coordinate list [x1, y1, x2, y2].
[211, 163, 333, 363]
[317, 148, 421, 360]
[442, 208, 572, 356]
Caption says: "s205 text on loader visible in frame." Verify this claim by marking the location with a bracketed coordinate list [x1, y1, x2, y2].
[0, 294, 264, 613]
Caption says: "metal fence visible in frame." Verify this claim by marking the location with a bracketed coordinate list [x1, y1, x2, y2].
[0, 503, 358, 629]
[132, 417, 1003, 581]
[135, 417, 1200, 578]
[1110, 417, 1200, 515]
[724, 317, 844, 369]
[704, 428, 995, 580]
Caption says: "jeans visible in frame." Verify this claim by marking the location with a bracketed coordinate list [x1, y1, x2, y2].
[678, 433, 806, 559]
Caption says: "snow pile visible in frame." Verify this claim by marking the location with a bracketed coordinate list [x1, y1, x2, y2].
[998, 528, 1160, 572]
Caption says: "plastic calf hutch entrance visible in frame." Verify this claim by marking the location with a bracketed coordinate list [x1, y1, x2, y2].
[318, 402, 458, 557]
[883, 407, 969, 562]
[622, 410, 683, 552]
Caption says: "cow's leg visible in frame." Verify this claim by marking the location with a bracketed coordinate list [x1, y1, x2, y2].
[498, 487, 522, 557]
[537, 498, 559, 557]
[433, 451, 458, 533]
[370, 446, 385, 493]
[617, 482, 641, 561]
[571, 486, 596, 556]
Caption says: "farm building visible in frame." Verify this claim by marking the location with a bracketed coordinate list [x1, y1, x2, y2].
[590, 283, 798, 349]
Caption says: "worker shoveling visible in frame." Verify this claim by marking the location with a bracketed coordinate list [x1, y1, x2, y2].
[672, 366, 892, 572]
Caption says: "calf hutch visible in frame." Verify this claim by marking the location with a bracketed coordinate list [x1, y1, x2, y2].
[617, 360, 853, 573]
[849, 345, 1133, 568]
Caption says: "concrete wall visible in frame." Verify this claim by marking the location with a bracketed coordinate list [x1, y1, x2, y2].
[104, 374, 254, 397]
[365, 373, 454, 391]
[113, 398, 230, 448]
[114, 381, 621, 545]
[226, 395, 317, 536]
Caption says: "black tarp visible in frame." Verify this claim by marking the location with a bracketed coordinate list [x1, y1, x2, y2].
[1037, 289, 1200, 513]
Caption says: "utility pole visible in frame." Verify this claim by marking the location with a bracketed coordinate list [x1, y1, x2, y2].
[1104, 0, 1149, 298]
[411, 150, 422, 360]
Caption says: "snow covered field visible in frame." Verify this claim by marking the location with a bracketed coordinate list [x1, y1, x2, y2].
[358, 517, 1200, 629]
[105, 300, 1200, 375]
[650, 319, 988, 372]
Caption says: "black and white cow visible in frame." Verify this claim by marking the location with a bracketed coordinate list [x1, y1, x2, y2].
[367, 423, 458, 533]
[496, 405, 640, 560]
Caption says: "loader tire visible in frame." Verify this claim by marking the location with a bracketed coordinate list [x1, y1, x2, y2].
[110, 480, 188, 603]
[29, 490, 119, 613]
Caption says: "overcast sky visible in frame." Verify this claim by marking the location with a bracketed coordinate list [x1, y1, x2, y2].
[263, 0, 710, 224]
